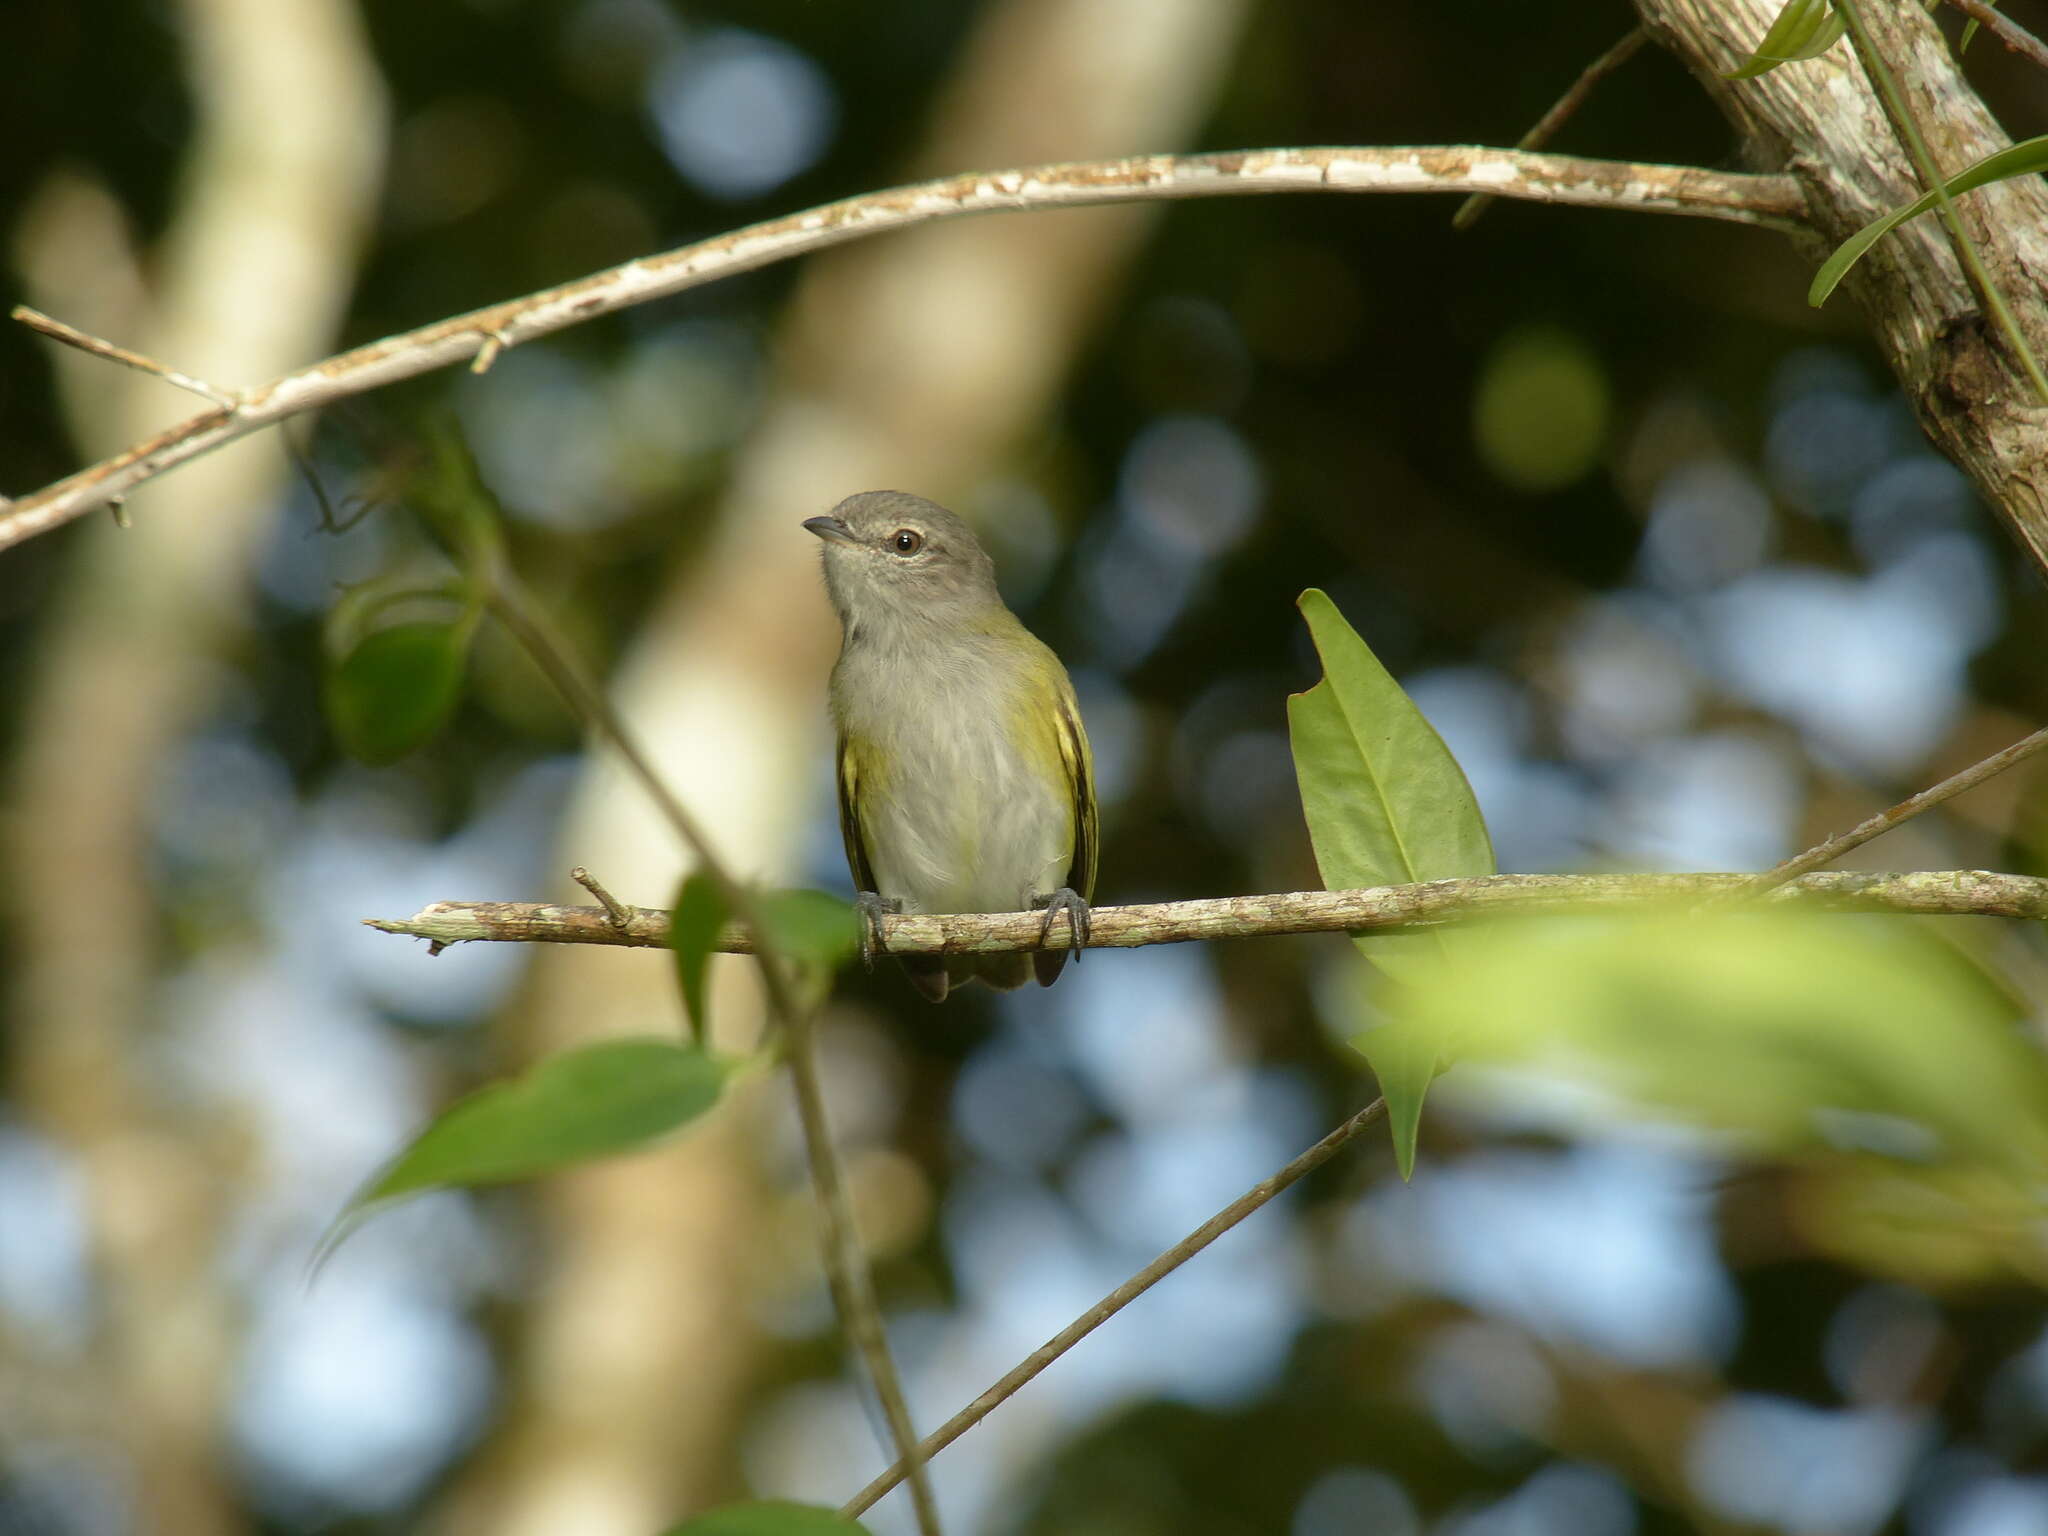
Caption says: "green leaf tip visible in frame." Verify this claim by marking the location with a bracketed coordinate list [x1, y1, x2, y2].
[318, 1037, 733, 1263]
[1809, 133, 2048, 308]
[1724, 0, 1844, 79]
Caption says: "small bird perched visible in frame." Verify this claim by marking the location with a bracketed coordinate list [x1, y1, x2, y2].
[806, 490, 1096, 1002]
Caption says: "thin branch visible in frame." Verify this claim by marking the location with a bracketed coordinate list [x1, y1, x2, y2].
[1834, 0, 2048, 402]
[1944, 0, 2048, 72]
[478, 570, 943, 1534]
[839, 1096, 1388, 1519]
[1725, 723, 2048, 900]
[364, 869, 2048, 954]
[0, 145, 1804, 553]
[1455, 27, 1651, 231]
[569, 864, 635, 930]
[791, 1019, 942, 1535]
[13, 305, 241, 409]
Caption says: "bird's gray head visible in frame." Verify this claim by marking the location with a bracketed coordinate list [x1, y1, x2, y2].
[804, 491, 1003, 630]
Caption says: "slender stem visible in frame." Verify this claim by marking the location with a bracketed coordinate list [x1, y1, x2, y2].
[840, 1097, 1388, 1519]
[480, 569, 943, 1533]
[1454, 27, 1650, 231]
[11, 304, 241, 408]
[791, 1019, 943, 1535]
[1724, 723, 2048, 900]
[1834, 0, 2048, 402]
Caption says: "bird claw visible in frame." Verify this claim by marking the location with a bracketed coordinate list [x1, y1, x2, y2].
[1033, 887, 1092, 962]
[854, 891, 900, 970]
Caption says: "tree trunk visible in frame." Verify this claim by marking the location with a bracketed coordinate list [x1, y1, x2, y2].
[1637, 0, 2048, 578]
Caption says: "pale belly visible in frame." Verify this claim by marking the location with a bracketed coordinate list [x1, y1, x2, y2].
[862, 713, 1072, 917]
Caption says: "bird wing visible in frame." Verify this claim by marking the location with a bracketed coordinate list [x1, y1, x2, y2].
[835, 732, 880, 895]
[1055, 681, 1097, 901]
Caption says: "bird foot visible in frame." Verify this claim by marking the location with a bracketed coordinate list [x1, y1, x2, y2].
[1032, 886, 1092, 961]
[854, 891, 901, 970]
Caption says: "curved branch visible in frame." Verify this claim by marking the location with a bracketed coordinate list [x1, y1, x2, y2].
[2, 145, 1803, 552]
[365, 870, 2048, 955]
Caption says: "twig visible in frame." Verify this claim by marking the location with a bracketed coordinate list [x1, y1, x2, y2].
[1834, 0, 2048, 403]
[1944, 0, 2048, 72]
[478, 567, 943, 1535]
[569, 865, 635, 930]
[364, 869, 2048, 954]
[12, 304, 240, 409]
[1455, 27, 1651, 231]
[1724, 724, 2048, 900]
[840, 1096, 1388, 1518]
[0, 146, 1805, 554]
[792, 1019, 942, 1534]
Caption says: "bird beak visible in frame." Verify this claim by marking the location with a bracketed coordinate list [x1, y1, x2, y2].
[803, 515, 856, 546]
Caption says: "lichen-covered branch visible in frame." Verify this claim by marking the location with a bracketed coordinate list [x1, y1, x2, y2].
[1, 145, 1802, 553]
[366, 870, 2048, 955]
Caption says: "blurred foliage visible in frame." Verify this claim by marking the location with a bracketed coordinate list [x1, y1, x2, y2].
[1403, 911, 2048, 1166]
[343, 1035, 732, 1216]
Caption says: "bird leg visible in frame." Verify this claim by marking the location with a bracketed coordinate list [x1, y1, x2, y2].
[853, 891, 901, 970]
[1032, 887, 1092, 962]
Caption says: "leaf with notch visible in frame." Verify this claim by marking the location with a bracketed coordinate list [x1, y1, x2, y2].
[1286, 588, 1495, 1176]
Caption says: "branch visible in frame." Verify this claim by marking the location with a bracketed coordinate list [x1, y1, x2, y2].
[1729, 723, 2048, 899]
[1944, 0, 2048, 73]
[0, 145, 1803, 553]
[365, 870, 2048, 954]
[1639, 0, 2048, 576]
[1454, 28, 1651, 231]
[839, 1095, 1388, 1519]
[478, 566, 943, 1534]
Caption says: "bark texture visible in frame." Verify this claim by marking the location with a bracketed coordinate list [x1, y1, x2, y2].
[1638, 0, 2048, 576]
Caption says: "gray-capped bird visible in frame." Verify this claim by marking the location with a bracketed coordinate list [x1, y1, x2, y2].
[806, 490, 1096, 1002]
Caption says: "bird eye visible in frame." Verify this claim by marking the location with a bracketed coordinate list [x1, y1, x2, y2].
[891, 528, 925, 555]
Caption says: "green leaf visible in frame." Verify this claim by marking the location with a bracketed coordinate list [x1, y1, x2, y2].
[658, 1502, 871, 1536]
[1397, 912, 2048, 1170]
[668, 872, 730, 1047]
[1286, 588, 1496, 1177]
[1724, 0, 1845, 79]
[1810, 132, 2048, 306]
[355, 1037, 730, 1207]
[757, 888, 859, 1005]
[325, 619, 471, 765]
[1959, 0, 1997, 54]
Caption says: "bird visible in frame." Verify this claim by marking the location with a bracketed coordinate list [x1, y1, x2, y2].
[805, 490, 1096, 1002]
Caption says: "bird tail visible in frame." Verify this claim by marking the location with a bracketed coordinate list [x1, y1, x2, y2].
[899, 953, 1031, 1001]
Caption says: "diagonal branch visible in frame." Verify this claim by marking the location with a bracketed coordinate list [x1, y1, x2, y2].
[0, 145, 1803, 553]
[1943, 0, 2048, 73]
[365, 869, 2048, 956]
[839, 1095, 1389, 1518]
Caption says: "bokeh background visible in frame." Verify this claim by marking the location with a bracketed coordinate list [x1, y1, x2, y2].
[4, 1, 2048, 1533]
